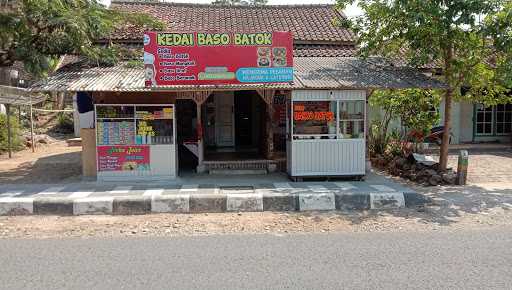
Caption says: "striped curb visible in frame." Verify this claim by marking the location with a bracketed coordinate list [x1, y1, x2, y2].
[227, 193, 263, 212]
[298, 193, 336, 211]
[151, 194, 189, 213]
[113, 196, 151, 215]
[0, 197, 33, 215]
[34, 198, 74, 215]
[335, 193, 370, 211]
[0, 191, 432, 216]
[189, 194, 227, 213]
[369, 192, 406, 210]
[74, 197, 114, 215]
[262, 193, 297, 211]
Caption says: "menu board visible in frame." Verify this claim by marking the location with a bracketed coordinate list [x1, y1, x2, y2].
[143, 31, 293, 86]
[96, 121, 135, 145]
[97, 145, 150, 171]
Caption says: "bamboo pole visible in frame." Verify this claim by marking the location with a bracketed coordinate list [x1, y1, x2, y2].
[29, 97, 35, 152]
[6, 104, 12, 158]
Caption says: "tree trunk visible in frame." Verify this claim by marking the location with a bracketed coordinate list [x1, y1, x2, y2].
[439, 47, 454, 171]
[439, 87, 452, 170]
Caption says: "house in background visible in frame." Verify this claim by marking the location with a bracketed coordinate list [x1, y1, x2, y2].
[368, 56, 512, 145]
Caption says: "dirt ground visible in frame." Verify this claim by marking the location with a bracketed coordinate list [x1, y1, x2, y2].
[1, 203, 511, 239]
[0, 140, 82, 184]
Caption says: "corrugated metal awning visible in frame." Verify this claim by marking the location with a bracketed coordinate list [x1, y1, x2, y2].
[0, 85, 46, 105]
[30, 57, 446, 92]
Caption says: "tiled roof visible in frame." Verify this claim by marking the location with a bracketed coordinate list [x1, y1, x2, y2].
[0, 85, 46, 105]
[293, 44, 357, 57]
[30, 57, 446, 92]
[109, 1, 355, 43]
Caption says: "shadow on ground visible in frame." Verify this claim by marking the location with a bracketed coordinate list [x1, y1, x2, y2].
[336, 181, 512, 227]
[0, 152, 82, 184]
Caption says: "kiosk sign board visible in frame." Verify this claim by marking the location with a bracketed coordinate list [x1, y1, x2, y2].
[143, 31, 293, 86]
[97, 145, 150, 171]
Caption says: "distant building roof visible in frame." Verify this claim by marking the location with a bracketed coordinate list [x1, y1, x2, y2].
[109, 1, 355, 44]
[0, 85, 45, 105]
[30, 57, 446, 92]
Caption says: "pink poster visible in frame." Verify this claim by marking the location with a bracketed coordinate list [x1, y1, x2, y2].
[97, 145, 150, 171]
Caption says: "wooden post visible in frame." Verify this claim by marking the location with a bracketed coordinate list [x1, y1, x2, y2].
[256, 90, 276, 160]
[5, 104, 12, 158]
[196, 101, 206, 173]
[29, 102, 35, 152]
[266, 101, 274, 160]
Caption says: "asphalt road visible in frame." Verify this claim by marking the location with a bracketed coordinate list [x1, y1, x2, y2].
[1, 228, 512, 290]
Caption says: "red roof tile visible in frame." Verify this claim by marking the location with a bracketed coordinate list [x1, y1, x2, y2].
[293, 44, 357, 57]
[110, 1, 355, 43]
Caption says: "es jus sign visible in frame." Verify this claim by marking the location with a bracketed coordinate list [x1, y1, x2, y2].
[143, 31, 293, 86]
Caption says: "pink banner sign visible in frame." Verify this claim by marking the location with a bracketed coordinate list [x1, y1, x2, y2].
[97, 145, 150, 171]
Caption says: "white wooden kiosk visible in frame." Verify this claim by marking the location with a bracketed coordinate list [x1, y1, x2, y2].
[287, 90, 366, 180]
[95, 104, 177, 180]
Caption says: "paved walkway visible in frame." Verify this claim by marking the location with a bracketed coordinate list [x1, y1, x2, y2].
[444, 150, 512, 184]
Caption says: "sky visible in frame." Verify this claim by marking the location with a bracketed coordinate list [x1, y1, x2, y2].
[98, 0, 363, 17]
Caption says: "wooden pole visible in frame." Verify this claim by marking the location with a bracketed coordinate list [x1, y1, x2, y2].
[196, 101, 205, 173]
[266, 101, 274, 159]
[6, 104, 12, 158]
[29, 101, 35, 152]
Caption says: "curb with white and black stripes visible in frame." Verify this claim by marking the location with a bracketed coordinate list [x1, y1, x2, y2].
[0, 191, 431, 216]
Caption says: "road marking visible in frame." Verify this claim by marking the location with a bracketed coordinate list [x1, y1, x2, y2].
[0, 191, 23, 198]
[180, 184, 198, 192]
[370, 185, 396, 192]
[334, 182, 356, 190]
[143, 189, 164, 197]
[274, 183, 293, 190]
[68, 191, 93, 199]
[307, 185, 328, 192]
[109, 186, 133, 194]
[37, 186, 65, 195]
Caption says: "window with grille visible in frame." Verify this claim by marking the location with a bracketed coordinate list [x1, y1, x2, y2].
[475, 104, 494, 135]
[495, 104, 512, 135]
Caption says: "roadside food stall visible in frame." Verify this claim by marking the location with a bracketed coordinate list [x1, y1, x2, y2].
[287, 90, 366, 180]
[95, 104, 176, 180]
[30, 29, 446, 182]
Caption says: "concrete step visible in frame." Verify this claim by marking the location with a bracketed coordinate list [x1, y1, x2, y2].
[209, 169, 268, 175]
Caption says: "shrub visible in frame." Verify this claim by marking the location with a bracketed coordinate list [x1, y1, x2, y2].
[368, 121, 389, 157]
[0, 113, 24, 153]
[55, 112, 74, 134]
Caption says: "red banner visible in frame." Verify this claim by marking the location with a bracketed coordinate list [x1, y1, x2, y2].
[143, 31, 293, 86]
[97, 145, 150, 172]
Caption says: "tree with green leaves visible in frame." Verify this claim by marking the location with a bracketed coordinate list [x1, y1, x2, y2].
[368, 89, 441, 156]
[0, 0, 164, 78]
[211, 0, 267, 6]
[338, 0, 512, 170]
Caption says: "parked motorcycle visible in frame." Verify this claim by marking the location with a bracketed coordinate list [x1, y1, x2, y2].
[423, 126, 453, 145]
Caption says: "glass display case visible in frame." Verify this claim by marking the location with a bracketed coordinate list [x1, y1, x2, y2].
[290, 100, 365, 140]
[95, 104, 176, 180]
